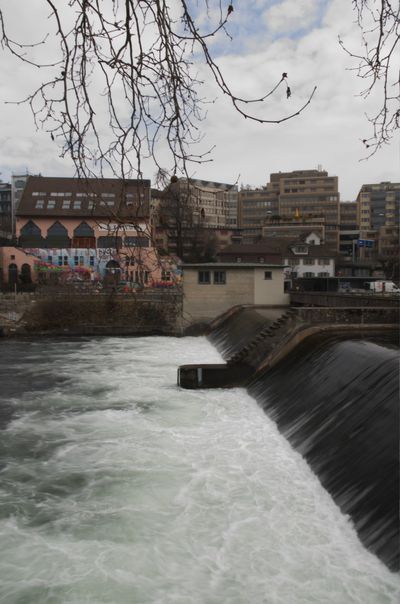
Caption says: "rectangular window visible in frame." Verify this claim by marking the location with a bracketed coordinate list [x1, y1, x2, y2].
[213, 271, 226, 285]
[73, 201, 81, 209]
[74, 256, 79, 266]
[79, 256, 84, 266]
[304, 272, 315, 278]
[89, 256, 94, 267]
[62, 200, 71, 209]
[303, 258, 315, 265]
[58, 256, 62, 266]
[161, 270, 171, 281]
[63, 256, 68, 266]
[47, 200, 56, 209]
[47, 255, 52, 264]
[264, 271, 272, 280]
[198, 270, 211, 284]
[318, 259, 326, 265]
[35, 200, 44, 209]
[124, 236, 150, 248]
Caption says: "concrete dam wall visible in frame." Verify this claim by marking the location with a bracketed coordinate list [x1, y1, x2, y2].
[178, 306, 399, 571]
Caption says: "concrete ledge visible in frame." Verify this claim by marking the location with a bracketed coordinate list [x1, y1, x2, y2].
[178, 363, 253, 389]
[253, 323, 398, 377]
[178, 322, 398, 389]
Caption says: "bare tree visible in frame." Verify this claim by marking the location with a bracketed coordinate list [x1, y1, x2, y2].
[0, 1, 316, 180]
[340, 0, 400, 156]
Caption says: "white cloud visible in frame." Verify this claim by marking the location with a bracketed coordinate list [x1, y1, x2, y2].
[263, 0, 321, 35]
[0, 0, 398, 200]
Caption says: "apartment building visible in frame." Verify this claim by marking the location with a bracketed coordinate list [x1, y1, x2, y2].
[238, 186, 279, 242]
[0, 182, 12, 236]
[271, 169, 340, 250]
[356, 182, 400, 258]
[339, 201, 359, 258]
[155, 178, 239, 260]
[238, 170, 340, 249]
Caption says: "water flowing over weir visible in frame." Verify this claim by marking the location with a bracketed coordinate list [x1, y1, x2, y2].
[0, 337, 399, 603]
[247, 335, 400, 572]
[208, 311, 400, 572]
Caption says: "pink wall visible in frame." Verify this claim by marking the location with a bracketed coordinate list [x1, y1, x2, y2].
[0, 247, 38, 283]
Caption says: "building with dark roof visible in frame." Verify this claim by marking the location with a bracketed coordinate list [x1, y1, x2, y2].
[218, 232, 336, 281]
[9, 176, 161, 288]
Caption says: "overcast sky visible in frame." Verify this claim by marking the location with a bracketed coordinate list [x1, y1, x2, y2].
[0, 0, 398, 200]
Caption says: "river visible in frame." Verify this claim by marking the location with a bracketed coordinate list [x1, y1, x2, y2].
[0, 336, 398, 603]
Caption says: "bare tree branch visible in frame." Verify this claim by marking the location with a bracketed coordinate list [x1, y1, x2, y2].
[339, 0, 400, 157]
[0, 1, 315, 179]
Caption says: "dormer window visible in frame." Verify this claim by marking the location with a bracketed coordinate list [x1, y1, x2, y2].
[35, 200, 44, 209]
[292, 245, 308, 254]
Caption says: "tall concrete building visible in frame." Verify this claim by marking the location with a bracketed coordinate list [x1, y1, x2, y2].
[155, 178, 240, 260]
[238, 186, 279, 243]
[356, 182, 400, 259]
[339, 201, 359, 258]
[0, 181, 12, 237]
[357, 182, 399, 230]
[270, 169, 340, 250]
[239, 169, 340, 249]
[170, 178, 238, 228]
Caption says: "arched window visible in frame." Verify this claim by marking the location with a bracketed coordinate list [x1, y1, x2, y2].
[72, 222, 95, 248]
[19, 220, 44, 247]
[20, 263, 32, 284]
[8, 263, 18, 286]
[106, 260, 121, 271]
[46, 221, 71, 249]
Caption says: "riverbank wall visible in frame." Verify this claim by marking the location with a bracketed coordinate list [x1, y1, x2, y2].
[0, 290, 183, 337]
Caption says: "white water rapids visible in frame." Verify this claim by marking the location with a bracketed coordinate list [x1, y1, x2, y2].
[0, 336, 398, 603]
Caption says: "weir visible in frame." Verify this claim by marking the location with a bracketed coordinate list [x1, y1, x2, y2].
[178, 305, 400, 571]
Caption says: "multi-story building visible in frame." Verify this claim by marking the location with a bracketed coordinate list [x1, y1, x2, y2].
[271, 169, 340, 250]
[0, 181, 12, 236]
[218, 232, 335, 279]
[238, 169, 340, 249]
[356, 182, 400, 259]
[7, 175, 161, 287]
[238, 186, 279, 242]
[156, 178, 239, 260]
[168, 178, 238, 229]
[339, 201, 359, 258]
[262, 215, 326, 243]
[11, 174, 33, 235]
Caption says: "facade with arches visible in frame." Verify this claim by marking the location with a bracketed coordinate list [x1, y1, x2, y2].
[7, 175, 162, 287]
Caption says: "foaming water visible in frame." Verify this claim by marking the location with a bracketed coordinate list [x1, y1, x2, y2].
[0, 337, 399, 604]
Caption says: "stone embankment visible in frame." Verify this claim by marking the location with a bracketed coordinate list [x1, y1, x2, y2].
[0, 290, 183, 337]
[178, 305, 398, 388]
